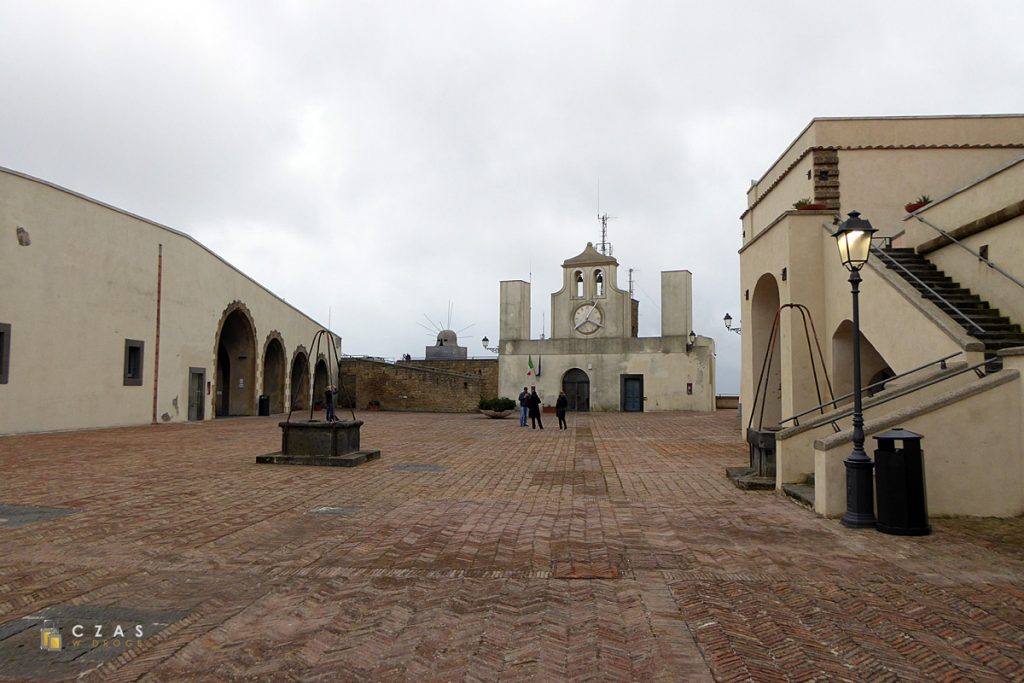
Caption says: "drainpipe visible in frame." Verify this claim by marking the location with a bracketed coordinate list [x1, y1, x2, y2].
[152, 243, 163, 424]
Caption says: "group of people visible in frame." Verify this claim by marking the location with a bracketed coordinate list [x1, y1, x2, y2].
[517, 386, 570, 430]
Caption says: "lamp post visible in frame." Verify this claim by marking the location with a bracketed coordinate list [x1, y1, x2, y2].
[723, 313, 741, 335]
[833, 210, 878, 529]
[481, 336, 499, 354]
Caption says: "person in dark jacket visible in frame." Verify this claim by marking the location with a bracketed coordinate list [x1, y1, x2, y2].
[518, 387, 529, 427]
[324, 385, 337, 422]
[527, 386, 543, 430]
[555, 391, 568, 430]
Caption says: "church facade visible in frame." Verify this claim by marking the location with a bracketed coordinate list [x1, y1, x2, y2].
[497, 243, 715, 412]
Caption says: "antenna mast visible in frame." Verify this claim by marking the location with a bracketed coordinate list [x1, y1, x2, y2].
[597, 213, 615, 256]
[628, 268, 635, 298]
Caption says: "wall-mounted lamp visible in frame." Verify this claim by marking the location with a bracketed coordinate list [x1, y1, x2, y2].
[481, 336, 499, 354]
[723, 313, 742, 335]
[687, 330, 697, 351]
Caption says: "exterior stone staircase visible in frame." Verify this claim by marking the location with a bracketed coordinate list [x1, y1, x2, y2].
[878, 247, 1024, 362]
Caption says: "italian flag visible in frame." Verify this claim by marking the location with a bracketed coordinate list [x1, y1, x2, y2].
[527, 355, 535, 376]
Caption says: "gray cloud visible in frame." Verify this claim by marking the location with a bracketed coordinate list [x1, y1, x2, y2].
[3, 0, 1023, 392]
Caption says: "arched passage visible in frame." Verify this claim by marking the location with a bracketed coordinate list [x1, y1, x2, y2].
[312, 358, 329, 410]
[750, 273, 781, 429]
[215, 307, 257, 417]
[562, 368, 590, 412]
[831, 321, 893, 399]
[290, 351, 310, 410]
[263, 336, 286, 414]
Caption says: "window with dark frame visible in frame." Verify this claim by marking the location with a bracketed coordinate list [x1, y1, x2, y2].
[0, 323, 10, 384]
[124, 339, 144, 386]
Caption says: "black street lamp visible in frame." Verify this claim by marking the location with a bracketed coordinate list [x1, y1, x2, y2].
[833, 210, 878, 528]
[481, 336, 499, 354]
[723, 313, 741, 335]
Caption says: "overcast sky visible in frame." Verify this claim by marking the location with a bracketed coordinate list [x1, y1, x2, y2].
[3, 1, 1023, 393]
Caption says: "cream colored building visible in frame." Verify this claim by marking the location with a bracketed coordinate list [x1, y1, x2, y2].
[498, 243, 715, 412]
[0, 167, 340, 435]
[738, 115, 1024, 517]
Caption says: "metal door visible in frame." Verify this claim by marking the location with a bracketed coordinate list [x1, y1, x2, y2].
[562, 368, 590, 412]
[622, 376, 643, 412]
[188, 368, 205, 421]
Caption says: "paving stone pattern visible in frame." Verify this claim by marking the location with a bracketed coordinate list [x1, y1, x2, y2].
[0, 411, 1022, 681]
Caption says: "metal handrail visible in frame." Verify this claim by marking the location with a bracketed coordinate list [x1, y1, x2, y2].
[780, 351, 961, 427]
[913, 215, 1024, 291]
[789, 356, 999, 434]
[871, 245, 988, 335]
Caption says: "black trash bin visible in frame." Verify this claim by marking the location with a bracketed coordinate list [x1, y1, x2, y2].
[873, 428, 930, 536]
[258, 394, 271, 416]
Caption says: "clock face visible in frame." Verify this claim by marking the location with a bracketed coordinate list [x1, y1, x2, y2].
[573, 303, 603, 335]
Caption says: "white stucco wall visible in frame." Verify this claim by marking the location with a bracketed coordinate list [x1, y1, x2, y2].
[0, 168, 335, 434]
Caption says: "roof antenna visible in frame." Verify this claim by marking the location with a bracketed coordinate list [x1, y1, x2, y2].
[597, 212, 615, 256]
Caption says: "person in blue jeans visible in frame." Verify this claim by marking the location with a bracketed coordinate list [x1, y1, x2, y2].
[518, 387, 529, 427]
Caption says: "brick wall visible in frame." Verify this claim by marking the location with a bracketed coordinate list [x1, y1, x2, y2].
[339, 359, 485, 413]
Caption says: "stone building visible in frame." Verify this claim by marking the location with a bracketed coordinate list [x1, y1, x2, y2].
[497, 242, 715, 411]
[738, 114, 1024, 517]
[425, 329, 468, 360]
[0, 167, 338, 435]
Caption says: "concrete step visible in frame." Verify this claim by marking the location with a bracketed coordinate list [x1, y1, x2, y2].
[782, 483, 815, 509]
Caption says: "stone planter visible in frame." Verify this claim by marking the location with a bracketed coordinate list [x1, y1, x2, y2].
[479, 409, 513, 419]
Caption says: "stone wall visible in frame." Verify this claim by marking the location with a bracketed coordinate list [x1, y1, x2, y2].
[400, 358, 500, 400]
[339, 359, 484, 413]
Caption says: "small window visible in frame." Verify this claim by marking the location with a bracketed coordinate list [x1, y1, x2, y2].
[595, 270, 604, 297]
[124, 339, 144, 386]
[0, 323, 10, 384]
[574, 271, 584, 297]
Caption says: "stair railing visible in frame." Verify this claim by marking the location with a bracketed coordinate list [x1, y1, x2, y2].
[779, 351, 961, 428]
[781, 355, 1000, 433]
[913, 215, 1024, 291]
[871, 245, 988, 336]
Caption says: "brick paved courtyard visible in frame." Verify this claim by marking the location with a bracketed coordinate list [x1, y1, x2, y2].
[1, 410, 1023, 681]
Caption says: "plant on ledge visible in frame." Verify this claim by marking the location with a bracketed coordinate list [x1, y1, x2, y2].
[794, 198, 827, 210]
[904, 195, 931, 213]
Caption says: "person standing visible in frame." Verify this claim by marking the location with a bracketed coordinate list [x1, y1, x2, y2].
[324, 384, 337, 422]
[528, 386, 544, 430]
[518, 387, 530, 427]
[555, 391, 568, 430]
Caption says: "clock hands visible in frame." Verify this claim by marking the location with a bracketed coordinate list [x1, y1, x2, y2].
[574, 304, 603, 330]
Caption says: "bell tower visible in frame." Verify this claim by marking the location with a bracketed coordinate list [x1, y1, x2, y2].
[550, 242, 632, 340]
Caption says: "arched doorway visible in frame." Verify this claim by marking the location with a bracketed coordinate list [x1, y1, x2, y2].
[263, 337, 286, 414]
[290, 351, 310, 410]
[312, 358, 329, 410]
[215, 307, 257, 417]
[750, 273, 782, 429]
[562, 368, 590, 411]
[832, 321, 893, 400]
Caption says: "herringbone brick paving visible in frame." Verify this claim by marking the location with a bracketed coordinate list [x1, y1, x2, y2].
[0, 410, 1022, 681]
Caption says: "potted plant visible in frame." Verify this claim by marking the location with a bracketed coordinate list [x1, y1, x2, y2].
[794, 198, 827, 211]
[367, 399, 381, 411]
[479, 397, 516, 418]
[904, 195, 931, 213]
